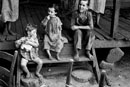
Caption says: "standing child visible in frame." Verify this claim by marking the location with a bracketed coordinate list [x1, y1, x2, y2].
[41, 5, 65, 61]
[0, 0, 19, 35]
[15, 24, 43, 78]
[89, 0, 106, 29]
[71, 0, 95, 61]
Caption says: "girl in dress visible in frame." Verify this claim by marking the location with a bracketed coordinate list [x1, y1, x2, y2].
[42, 5, 66, 61]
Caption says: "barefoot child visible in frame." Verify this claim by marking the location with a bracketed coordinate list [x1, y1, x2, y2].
[15, 24, 43, 78]
[89, 0, 106, 29]
[41, 4, 65, 61]
[71, 0, 95, 61]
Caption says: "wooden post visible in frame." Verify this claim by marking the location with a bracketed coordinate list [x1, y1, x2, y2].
[92, 47, 100, 83]
[66, 59, 74, 87]
[110, 0, 120, 37]
[16, 51, 21, 87]
[9, 51, 18, 87]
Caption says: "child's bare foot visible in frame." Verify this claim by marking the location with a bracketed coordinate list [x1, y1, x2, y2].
[35, 73, 42, 78]
[56, 54, 60, 61]
[74, 53, 79, 61]
[26, 73, 31, 78]
[48, 55, 54, 60]
[86, 50, 94, 60]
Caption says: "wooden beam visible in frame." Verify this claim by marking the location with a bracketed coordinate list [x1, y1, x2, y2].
[66, 59, 74, 87]
[94, 40, 130, 48]
[92, 47, 100, 83]
[110, 0, 120, 37]
[9, 51, 18, 87]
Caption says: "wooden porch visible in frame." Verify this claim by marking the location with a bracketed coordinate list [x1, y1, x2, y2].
[0, 0, 130, 87]
[1, 0, 130, 50]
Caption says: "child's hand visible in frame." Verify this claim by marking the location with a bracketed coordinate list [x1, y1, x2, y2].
[71, 25, 79, 30]
[47, 15, 50, 20]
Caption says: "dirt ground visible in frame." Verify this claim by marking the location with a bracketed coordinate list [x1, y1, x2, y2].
[40, 48, 130, 87]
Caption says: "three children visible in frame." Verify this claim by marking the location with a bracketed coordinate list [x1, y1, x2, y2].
[15, 0, 95, 78]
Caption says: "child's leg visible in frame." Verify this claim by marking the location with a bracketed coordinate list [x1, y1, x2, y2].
[34, 58, 43, 77]
[3, 22, 16, 35]
[56, 52, 60, 61]
[21, 58, 30, 78]
[95, 13, 102, 29]
[85, 30, 95, 60]
[46, 49, 53, 60]
[73, 30, 82, 61]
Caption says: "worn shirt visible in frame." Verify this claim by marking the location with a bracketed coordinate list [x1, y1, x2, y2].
[71, 10, 93, 30]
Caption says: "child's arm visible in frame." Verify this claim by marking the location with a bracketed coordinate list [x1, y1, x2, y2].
[71, 12, 94, 30]
[59, 26, 62, 38]
[26, 39, 39, 48]
[15, 37, 26, 48]
[41, 15, 50, 26]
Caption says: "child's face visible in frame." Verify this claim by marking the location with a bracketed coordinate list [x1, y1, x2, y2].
[27, 29, 36, 37]
[26, 25, 37, 37]
[48, 7, 57, 17]
[79, 0, 88, 12]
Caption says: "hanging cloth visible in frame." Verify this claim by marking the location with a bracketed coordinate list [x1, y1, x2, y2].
[89, 0, 106, 14]
[1, 0, 19, 22]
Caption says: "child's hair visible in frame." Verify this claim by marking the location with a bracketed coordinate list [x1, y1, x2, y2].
[80, 0, 89, 5]
[26, 23, 37, 31]
[48, 3, 59, 13]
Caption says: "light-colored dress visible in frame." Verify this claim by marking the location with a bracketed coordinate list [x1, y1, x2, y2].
[89, 0, 106, 14]
[43, 16, 64, 53]
[1, 0, 19, 22]
[16, 36, 39, 61]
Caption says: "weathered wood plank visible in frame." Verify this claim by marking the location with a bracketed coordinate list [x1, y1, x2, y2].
[16, 53, 21, 87]
[101, 17, 129, 40]
[92, 48, 100, 82]
[0, 41, 15, 50]
[28, 6, 40, 25]
[94, 28, 113, 40]
[93, 30, 105, 40]
[15, 7, 23, 35]
[23, 5, 34, 24]
[103, 16, 130, 34]
[110, 0, 120, 37]
[9, 51, 18, 87]
[94, 40, 130, 48]
[19, 6, 28, 35]
[39, 55, 91, 64]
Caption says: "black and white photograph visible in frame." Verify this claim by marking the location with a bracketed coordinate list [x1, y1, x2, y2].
[0, 0, 130, 87]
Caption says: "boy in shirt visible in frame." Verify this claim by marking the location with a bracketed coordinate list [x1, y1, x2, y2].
[71, 0, 95, 61]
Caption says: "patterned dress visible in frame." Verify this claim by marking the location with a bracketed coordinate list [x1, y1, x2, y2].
[89, 0, 106, 14]
[43, 16, 64, 53]
[16, 36, 39, 61]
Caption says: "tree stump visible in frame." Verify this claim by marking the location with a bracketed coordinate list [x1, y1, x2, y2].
[71, 69, 93, 83]
[106, 48, 124, 63]
[21, 73, 45, 87]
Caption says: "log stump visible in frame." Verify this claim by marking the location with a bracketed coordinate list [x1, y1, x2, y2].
[71, 69, 93, 83]
[21, 73, 45, 87]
